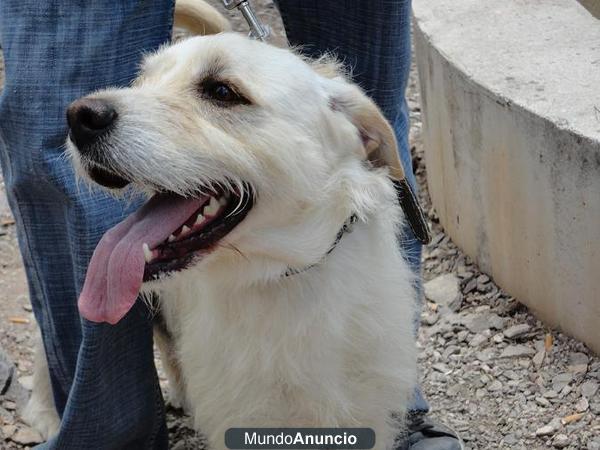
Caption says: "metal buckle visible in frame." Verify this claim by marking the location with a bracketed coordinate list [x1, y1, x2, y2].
[221, 0, 270, 41]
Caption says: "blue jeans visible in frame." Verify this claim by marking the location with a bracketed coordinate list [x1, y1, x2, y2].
[0, 1, 425, 448]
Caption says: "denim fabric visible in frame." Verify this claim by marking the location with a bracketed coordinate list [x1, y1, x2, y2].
[0, 1, 175, 448]
[276, 0, 429, 413]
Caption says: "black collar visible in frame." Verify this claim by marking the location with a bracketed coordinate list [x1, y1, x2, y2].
[282, 177, 431, 277]
[284, 214, 358, 277]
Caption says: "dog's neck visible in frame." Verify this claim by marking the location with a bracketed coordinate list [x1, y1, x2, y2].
[283, 213, 358, 277]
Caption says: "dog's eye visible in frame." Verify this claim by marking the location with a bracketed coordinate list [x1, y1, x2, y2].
[200, 79, 249, 106]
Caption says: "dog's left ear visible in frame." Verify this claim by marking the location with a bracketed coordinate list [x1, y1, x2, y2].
[330, 83, 431, 244]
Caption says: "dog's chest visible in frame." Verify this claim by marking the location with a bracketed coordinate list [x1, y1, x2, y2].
[156, 242, 416, 447]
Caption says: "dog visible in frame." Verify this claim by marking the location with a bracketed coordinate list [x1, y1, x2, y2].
[25, 5, 431, 449]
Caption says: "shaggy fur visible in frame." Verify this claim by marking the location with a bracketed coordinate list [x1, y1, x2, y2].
[26, 27, 419, 450]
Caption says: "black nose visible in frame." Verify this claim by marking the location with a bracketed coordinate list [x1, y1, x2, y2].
[67, 98, 117, 149]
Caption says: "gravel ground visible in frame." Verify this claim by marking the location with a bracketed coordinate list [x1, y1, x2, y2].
[1, 2, 599, 449]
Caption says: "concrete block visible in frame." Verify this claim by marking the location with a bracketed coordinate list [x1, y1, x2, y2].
[413, 0, 600, 352]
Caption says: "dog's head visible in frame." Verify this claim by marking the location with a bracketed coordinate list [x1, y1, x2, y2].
[67, 33, 428, 324]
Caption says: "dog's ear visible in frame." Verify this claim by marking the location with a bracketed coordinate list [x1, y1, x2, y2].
[330, 83, 431, 244]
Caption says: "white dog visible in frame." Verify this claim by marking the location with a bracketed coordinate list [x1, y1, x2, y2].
[26, 8, 431, 449]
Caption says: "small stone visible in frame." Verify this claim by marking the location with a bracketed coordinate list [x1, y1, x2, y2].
[504, 370, 520, 381]
[533, 350, 546, 368]
[503, 434, 517, 445]
[469, 334, 488, 347]
[503, 324, 531, 339]
[3, 400, 16, 411]
[432, 363, 451, 374]
[424, 274, 462, 312]
[569, 364, 588, 375]
[477, 274, 490, 284]
[2, 424, 16, 438]
[488, 314, 507, 330]
[559, 384, 572, 398]
[463, 278, 477, 294]
[535, 396, 550, 407]
[442, 345, 460, 360]
[535, 418, 561, 436]
[569, 352, 589, 365]
[544, 390, 558, 399]
[552, 373, 573, 392]
[535, 425, 556, 437]
[11, 427, 43, 445]
[22, 303, 32, 312]
[568, 352, 589, 373]
[576, 396, 589, 412]
[457, 265, 472, 279]
[465, 313, 505, 333]
[421, 311, 439, 326]
[488, 380, 502, 391]
[552, 434, 570, 448]
[581, 380, 598, 398]
[588, 438, 600, 450]
[456, 330, 469, 342]
[500, 344, 535, 358]
[475, 348, 495, 362]
[0, 407, 13, 424]
[492, 333, 504, 343]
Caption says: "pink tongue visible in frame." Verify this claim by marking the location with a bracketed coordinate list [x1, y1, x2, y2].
[79, 193, 208, 324]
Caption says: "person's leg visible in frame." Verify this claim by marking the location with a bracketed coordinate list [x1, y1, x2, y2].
[0, 1, 174, 448]
[274, 0, 427, 411]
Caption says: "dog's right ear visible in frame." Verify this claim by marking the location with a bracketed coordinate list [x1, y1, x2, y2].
[325, 79, 431, 244]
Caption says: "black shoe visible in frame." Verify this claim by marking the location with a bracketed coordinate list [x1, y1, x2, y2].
[397, 412, 465, 450]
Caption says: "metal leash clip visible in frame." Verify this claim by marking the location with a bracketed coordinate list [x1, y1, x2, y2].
[222, 0, 270, 41]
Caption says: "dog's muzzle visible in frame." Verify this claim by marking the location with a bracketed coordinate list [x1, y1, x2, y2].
[66, 98, 133, 189]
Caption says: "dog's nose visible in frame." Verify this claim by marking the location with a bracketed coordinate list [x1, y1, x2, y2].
[67, 98, 117, 149]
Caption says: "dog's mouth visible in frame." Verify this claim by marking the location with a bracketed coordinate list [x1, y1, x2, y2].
[142, 186, 253, 281]
[77, 181, 254, 325]
[88, 164, 131, 189]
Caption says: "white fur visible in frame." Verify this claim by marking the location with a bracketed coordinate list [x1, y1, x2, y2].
[36, 32, 418, 449]
[22, 337, 61, 440]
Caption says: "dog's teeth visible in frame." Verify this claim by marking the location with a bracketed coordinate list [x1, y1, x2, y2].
[181, 225, 191, 236]
[143, 243, 153, 263]
[168, 234, 176, 242]
[218, 196, 227, 206]
[204, 197, 220, 216]
[195, 214, 205, 225]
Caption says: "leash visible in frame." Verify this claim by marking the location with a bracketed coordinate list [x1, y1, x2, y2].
[222, 0, 270, 41]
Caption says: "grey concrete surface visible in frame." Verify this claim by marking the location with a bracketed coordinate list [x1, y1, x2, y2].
[413, 0, 600, 352]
